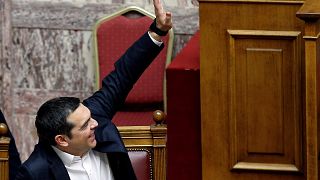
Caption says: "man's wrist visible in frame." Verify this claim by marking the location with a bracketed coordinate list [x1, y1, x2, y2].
[148, 31, 162, 46]
[149, 19, 168, 36]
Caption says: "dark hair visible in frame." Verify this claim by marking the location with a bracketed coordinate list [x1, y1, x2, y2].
[35, 97, 80, 145]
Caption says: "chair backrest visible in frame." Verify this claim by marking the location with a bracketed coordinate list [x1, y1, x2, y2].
[128, 149, 152, 180]
[93, 6, 173, 126]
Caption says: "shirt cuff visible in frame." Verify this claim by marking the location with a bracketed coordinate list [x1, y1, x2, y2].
[148, 31, 163, 47]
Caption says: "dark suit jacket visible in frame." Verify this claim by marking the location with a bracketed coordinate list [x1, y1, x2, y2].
[15, 32, 164, 180]
[0, 110, 22, 180]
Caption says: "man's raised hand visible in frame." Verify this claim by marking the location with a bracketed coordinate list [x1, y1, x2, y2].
[153, 0, 172, 32]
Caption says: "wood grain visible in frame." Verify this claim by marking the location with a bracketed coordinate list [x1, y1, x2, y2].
[200, 0, 306, 179]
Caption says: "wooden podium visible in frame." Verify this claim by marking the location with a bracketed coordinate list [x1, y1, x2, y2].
[199, 0, 320, 179]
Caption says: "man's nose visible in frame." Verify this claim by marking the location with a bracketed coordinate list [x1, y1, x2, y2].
[90, 119, 98, 129]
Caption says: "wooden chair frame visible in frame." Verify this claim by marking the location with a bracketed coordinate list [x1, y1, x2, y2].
[118, 123, 167, 180]
[0, 124, 10, 180]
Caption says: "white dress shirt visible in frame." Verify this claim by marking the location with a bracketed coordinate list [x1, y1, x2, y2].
[52, 146, 114, 180]
[148, 31, 163, 46]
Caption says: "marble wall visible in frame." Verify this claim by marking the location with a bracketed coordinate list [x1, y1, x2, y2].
[0, 0, 199, 161]
[0, 1, 3, 109]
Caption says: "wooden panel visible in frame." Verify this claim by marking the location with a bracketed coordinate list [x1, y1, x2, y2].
[246, 48, 283, 155]
[199, 0, 305, 179]
[228, 30, 302, 172]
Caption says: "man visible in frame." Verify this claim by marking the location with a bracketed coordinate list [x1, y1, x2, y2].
[15, 0, 172, 179]
[0, 110, 22, 180]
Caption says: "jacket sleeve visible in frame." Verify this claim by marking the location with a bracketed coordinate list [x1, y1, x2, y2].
[83, 32, 164, 121]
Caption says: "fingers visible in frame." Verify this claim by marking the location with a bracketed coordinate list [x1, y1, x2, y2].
[164, 12, 173, 30]
[165, 12, 172, 23]
[153, 0, 163, 16]
[153, 0, 172, 31]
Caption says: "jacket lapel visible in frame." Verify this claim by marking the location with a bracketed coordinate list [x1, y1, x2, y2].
[49, 158, 70, 180]
[44, 144, 70, 180]
[107, 152, 137, 180]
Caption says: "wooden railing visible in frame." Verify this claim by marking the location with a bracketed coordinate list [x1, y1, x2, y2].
[0, 123, 9, 180]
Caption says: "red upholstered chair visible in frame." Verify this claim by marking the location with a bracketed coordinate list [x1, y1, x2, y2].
[93, 6, 174, 126]
[128, 150, 152, 180]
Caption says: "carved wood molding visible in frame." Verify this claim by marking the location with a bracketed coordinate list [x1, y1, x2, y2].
[227, 29, 303, 173]
[296, 0, 320, 21]
[0, 137, 10, 180]
[297, 1, 320, 179]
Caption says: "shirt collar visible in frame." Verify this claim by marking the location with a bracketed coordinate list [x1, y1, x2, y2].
[51, 146, 90, 166]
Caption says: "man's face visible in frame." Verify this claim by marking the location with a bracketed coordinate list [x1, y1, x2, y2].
[64, 103, 98, 156]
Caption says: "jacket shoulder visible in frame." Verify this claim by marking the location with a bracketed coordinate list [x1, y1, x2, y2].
[16, 144, 67, 180]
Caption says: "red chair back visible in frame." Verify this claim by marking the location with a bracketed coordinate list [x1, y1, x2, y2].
[128, 150, 152, 180]
[93, 6, 173, 126]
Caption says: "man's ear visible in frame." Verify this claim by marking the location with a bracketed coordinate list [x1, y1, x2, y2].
[55, 135, 69, 147]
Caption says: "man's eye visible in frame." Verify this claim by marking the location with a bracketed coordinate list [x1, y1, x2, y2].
[80, 122, 89, 130]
